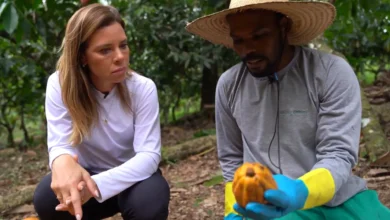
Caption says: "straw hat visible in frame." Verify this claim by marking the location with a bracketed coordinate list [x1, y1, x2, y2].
[185, 0, 336, 48]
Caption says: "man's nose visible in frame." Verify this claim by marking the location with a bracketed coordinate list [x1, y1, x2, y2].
[241, 41, 256, 55]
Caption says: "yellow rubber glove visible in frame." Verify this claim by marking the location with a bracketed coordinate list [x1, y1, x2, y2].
[224, 182, 243, 219]
[298, 167, 336, 209]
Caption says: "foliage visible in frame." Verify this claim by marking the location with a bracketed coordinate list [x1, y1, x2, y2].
[193, 129, 216, 138]
[0, 0, 389, 148]
[203, 174, 224, 187]
[0, 0, 87, 148]
[110, 0, 238, 123]
[323, 0, 390, 86]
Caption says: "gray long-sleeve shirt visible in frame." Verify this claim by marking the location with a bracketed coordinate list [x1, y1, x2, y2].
[215, 46, 367, 207]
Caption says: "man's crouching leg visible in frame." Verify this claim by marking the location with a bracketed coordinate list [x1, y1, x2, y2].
[323, 189, 390, 220]
[278, 189, 390, 220]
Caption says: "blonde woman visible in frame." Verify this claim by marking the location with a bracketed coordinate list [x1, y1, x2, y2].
[32, 4, 170, 220]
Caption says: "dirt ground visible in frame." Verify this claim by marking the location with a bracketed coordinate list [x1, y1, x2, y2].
[1, 134, 390, 220]
[1, 73, 390, 220]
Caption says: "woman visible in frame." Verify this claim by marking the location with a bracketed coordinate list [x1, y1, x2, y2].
[33, 3, 170, 220]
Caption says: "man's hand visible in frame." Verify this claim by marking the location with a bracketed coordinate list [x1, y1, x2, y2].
[233, 168, 336, 219]
[233, 174, 309, 219]
[51, 154, 99, 220]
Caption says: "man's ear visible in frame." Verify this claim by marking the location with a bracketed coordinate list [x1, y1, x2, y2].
[280, 16, 292, 35]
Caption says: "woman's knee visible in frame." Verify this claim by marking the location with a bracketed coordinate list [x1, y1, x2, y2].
[33, 173, 54, 213]
[119, 170, 170, 220]
[33, 173, 72, 220]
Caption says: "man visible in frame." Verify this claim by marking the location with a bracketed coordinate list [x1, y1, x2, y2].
[185, 0, 390, 219]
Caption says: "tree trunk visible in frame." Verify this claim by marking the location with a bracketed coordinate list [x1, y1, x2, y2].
[171, 90, 182, 122]
[361, 87, 390, 161]
[20, 105, 30, 144]
[0, 184, 36, 214]
[200, 63, 218, 110]
[6, 126, 15, 148]
[160, 135, 216, 165]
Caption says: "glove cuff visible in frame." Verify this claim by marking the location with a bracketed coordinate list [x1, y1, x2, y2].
[225, 182, 240, 216]
[298, 168, 336, 210]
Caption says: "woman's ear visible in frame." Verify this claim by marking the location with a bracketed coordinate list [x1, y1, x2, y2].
[81, 55, 87, 67]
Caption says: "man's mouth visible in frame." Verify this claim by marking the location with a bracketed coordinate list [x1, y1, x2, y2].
[247, 59, 263, 65]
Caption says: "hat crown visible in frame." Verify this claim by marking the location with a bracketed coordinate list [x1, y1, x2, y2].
[229, 0, 286, 9]
[186, 0, 336, 47]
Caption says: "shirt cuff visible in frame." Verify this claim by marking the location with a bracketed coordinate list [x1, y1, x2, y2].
[90, 152, 159, 203]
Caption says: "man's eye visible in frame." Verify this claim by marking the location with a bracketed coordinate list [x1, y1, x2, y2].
[233, 38, 243, 44]
[255, 31, 271, 40]
[254, 34, 266, 40]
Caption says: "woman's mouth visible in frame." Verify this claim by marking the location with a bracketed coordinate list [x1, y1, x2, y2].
[112, 67, 126, 75]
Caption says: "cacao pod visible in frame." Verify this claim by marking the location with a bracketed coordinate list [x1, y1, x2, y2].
[232, 162, 278, 208]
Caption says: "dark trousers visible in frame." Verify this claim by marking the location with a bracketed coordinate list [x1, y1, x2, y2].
[33, 169, 170, 220]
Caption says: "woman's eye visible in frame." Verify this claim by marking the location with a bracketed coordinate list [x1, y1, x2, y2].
[100, 48, 111, 54]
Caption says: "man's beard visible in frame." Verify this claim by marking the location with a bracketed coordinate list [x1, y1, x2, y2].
[242, 37, 285, 78]
[242, 54, 278, 78]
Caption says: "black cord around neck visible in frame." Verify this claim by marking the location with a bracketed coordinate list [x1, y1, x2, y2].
[267, 24, 287, 175]
[267, 73, 282, 174]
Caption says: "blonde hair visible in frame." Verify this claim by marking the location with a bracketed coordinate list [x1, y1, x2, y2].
[56, 3, 132, 146]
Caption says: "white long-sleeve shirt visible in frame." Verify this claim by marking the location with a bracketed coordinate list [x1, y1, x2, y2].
[45, 70, 162, 202]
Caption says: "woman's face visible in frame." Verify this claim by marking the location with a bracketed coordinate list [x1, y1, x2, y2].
[82, 21, 130, 92]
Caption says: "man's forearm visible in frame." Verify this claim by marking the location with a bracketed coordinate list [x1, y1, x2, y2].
[309, 55, 362, 207]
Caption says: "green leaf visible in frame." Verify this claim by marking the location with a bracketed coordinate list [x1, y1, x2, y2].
[363, 71, 376, 85]
[184, 57, 190, 69]
[336, 1, 352, 18]
[0, 2, 8, 17]
[14, 17, 31, 43]
[193, 129, 216, 138]
[203, 174, 224, 187]
[32, 0, 44, 9]
[1, 3, 19, 34]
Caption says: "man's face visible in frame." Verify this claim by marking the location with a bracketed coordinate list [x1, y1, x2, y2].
[226, 10, 284, 78]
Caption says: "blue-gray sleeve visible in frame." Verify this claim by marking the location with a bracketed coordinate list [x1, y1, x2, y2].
[313, 56, 362, 194]
[215, 74, 244, 182]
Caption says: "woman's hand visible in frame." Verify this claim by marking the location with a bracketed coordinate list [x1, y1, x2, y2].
[55, 180, 94, 215]
[50, 154, 99, 220]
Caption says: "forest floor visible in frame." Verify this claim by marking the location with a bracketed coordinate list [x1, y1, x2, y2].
[1, 72, 390, 220]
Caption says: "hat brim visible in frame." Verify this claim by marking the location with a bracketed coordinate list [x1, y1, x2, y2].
[185, 1, 336, 48]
